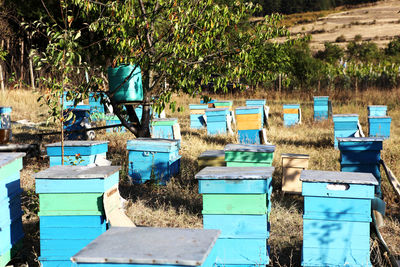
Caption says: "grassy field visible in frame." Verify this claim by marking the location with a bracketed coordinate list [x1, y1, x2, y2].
[1, 88, 399, 267]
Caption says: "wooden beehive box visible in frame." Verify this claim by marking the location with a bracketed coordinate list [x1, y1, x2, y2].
[34, 165, 120, 267]
[46, 141, 109, 167]
[71, 227, 220, 267]
[205, 108, 229, 135]
[127, 138, 181, 184]
[151, 118, 180, 140]
[368, 105, 387, 116]
[198, 150, 225, 169]
[189, 104, 208, 129]
[236, 106, 262, 144]
[283, 104, 301, 127]
[332, 114, 359, 148]
[0, 153, 25, 266]
[195, 166, 274, 266]
[300, 170, 377, 267]
[338, 137, 383, 196]
[368, 116, 391, 139]
[313, 96, 329, 121]
[245, 99, 266, 126]
[224, 144, 275, 167]
[281, 153, 309, 194]
[213, 100, 233, 111]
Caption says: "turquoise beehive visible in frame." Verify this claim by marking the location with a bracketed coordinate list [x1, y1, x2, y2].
[332, 114, 359, 148]
[301, 170, 377, 267]
[367, 105, 387, 117]
[313, 96, 330, 121]
[205, 108, 229, 135]
[368, 116, 391, 139]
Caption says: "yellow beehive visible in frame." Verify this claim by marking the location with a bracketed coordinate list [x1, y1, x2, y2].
[236, 113, 262, 130]
[281, 153, 309, 194]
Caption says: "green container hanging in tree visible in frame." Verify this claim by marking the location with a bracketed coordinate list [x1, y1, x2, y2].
[107, 64, 143, 103]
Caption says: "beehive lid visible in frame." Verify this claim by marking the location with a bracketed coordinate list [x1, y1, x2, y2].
[225, 144, 275, 153]
[0, 106, 12, 113]
[195, 166, 274, 180]
[333, 114, 359, 117]
[300, 170, 378, 185]
[337, 137, 384, 142]
[281, 153, 309, 159]
[34, 165, 120, 179]
[199, 150, 225, 159]
[46, 141, 109, 147]
[368, 105, 386, 108]
[0, 153, 25, 168]
[151, 118, 178, 125]
[206, 108, 229, 112]
[71, 227, 220, 265]
[235, 106, 261, 110]
[368, 116, 391, 119]
[127, 138, 180, 152]
[313, 96, 329, 99]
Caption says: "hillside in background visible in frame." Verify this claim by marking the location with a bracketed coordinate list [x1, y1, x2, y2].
[289, 0, 400, 51]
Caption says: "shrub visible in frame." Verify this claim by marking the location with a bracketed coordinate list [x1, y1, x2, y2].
[336, 35, 346, 42]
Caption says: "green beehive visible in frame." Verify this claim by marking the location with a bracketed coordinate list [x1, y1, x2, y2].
[224, 144, 275, 167]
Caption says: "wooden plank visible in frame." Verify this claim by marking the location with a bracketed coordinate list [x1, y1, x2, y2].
[302, 181, 375, 199]
[202, 194, 267, 214]
[40, 215, 105, 228]
[282, 167, 303, 194]
[127, 138, 180, 153]
[283, 108, 299, 114]
[225, 150, 274, 163]
[38, 210, 103, 216]
[39, 193, 104, 212]
[203, 214, 269, 238]
[35, 166, 120, 180]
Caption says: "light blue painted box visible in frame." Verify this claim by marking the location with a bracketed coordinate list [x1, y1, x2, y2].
[332, 114, 359, 148]
[46, 141, 109, 167]
[338, 137, 383, 196]
[300, 170, 377, 267]
[313, 96, 329, 121]
[237, 129, 261, 144]
[368, 116, 391, 139]
[245, 99, 265, 127]
[0, 106, 12, 129]
[368, 105, 387, 117]
[70, 227, 220, 267]
[127, 138, 181, 185]
[283, 104, 300, 127]
[189, 104, 208, 129]
[151, 118, 179, 140]
[205, 108, 229, 135]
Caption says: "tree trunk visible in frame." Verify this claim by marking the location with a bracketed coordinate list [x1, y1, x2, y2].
[20, 37, 24, 89]
[28, 34, 35, 89]
[0, 40, 4, 93]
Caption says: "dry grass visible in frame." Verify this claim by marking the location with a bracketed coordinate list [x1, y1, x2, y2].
[1, 88, 400, 267]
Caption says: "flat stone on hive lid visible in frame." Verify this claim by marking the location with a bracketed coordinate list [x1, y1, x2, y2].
[225, 144, 275, 153]
[195, 166, 274, 180]
[71, 227, 220, 265]
[0, 152, 25, 168]
[46, 141, 109, 147]
[300, 170, 378, 185]
[34, 165, 120, 179]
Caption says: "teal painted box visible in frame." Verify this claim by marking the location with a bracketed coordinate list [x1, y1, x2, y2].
[205, 108, 229, 135]
[46, 141, 109, 167]
[332, 114, 359, 148]
[368, 105, 387, 117]
[151, 118, 179, 140]
[300, 170, 377, 267]
[368, 116, 391, 139]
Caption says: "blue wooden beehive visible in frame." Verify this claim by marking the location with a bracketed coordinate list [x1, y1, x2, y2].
[46, 141, 109, 167]
[236, 106, 263, 144]
[189, 104, 208, 129]
[127, 138, 181, 185]
[300, 170, 377, 267]
[368, 116, 391, 139]
[313, 96, 330, 121]
[246, 99, 266, 127]
[71, 227, 220, 267]
[283, 104, 300, 127]
[205, 108, 229, 135]
[195, 166, 274, 266]
[151, 118, 180, 140]
[368, 105, 387, 117]
[338, 137, 383, 196]
[332, 114, 359, 148]
[35, 165, 120, 267]
[105, 114, 126, 133]
[0, 153, 25, 267]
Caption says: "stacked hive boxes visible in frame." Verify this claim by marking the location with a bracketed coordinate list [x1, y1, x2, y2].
[301, 170, 377, 266]
[205, 108, 229, 135]
[283, 104, 301, 127]
[313, 96, 330, 121]
[0, 107, 12, 142]
[198, 150, 226, 170]
[35, 165, 120, 267]
[71, 227, 220, 267]
[0, 153, 25, 267]
[281, 153, 309, 194]
[368, 105, 391, 139]
[151, 118, 180, 139]
[338, 137, 383, 196]
[236, 107, 262, 144]
[105, 114, 126, 133]
[189, 104, 208, 129]
[332, 114, 359, 148]
[127, 138, 181, 185]
[46, 141, 109, 167]
[213, 101, 233, 111]
[224, 144, 275, 167]
[245, 99, 266, 127]
[195, 167, 273, 266]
